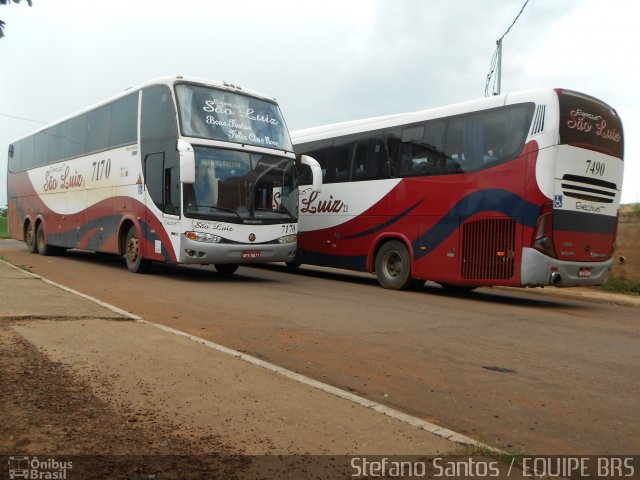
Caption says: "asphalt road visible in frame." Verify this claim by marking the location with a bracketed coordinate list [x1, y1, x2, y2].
[1, 239, 638, 454]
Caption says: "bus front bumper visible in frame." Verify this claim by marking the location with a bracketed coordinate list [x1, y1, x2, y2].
[178, 237, 297, 265]
[520, 247, 614, 287]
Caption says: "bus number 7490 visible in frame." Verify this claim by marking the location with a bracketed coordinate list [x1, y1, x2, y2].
[585, 159, 605, 176]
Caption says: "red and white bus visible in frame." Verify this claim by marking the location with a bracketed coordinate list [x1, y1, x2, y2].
[7, 76, 321, 273]
[292, 89, 624, 290]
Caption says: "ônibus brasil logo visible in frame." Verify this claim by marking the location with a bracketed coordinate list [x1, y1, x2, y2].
[8, 456, 73, 479]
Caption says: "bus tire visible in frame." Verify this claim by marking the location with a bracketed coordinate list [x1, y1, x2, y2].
[25, 221, 38, 253]
[215, 263, 239, 275]
[125, 225, 151, 273]
[375, 240, 413, 290]
[36, 222, 54, 256]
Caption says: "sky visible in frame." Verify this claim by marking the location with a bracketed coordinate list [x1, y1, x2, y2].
[0, 0, 638, 206]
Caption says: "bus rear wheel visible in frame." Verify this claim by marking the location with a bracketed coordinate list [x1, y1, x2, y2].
[375, 240, 413, 290]
[36, 223, 55, 256]
[25, 222, 38, 253]
[125, 225, 151, 273]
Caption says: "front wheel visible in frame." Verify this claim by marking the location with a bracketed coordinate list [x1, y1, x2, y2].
[125, 225, 151, 273]
[374, 240, 413, 290]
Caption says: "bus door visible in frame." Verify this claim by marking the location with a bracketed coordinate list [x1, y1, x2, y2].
[140, 84, 181, 262]
[143, 151, 181, 261]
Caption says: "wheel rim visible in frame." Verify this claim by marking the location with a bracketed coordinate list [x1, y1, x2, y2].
[383, 251, 403, 279]
[36, 227, 44, 251]
[26, 226, 35, 247]
[126, 235, 140, 263]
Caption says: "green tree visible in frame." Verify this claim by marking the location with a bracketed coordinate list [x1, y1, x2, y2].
[0, 0, 32, 39]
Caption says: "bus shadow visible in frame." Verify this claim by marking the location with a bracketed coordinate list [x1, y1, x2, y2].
[254, 263, 582, 310]
[59, 249, 275, 285]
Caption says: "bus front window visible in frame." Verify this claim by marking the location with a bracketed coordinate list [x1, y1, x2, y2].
[185, 147, 298, 222]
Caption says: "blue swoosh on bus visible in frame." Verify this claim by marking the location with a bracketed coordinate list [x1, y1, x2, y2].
[343, 189, 539, 257]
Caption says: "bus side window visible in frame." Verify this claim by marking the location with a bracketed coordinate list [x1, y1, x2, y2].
[164, 166, 180, 215]
[86, 104, 111, 154]
[303, 148, 330, 184]
[353, 139, 382, 181]
[297, 163, 312, 186]
[332, 144, 352, 182]
[145, 152, 165, 212]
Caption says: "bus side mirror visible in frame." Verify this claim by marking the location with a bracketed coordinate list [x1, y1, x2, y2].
[300, 155, 322, 193]
[178, 140, 195, 184]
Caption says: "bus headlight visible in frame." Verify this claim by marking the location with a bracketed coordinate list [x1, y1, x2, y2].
[184, 231, 222, 243]
[278, 234, 297, 244]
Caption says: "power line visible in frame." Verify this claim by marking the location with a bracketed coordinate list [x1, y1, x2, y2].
[498, 0, 530, 43]
[0, 112, 47, 124]
[484, 0, 530, 97]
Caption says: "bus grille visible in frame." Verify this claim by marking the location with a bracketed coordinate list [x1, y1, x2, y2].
[560, 174, 617, 204]
[461, 218, 516, 280]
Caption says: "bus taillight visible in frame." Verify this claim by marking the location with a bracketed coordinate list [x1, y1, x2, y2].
[533, 201, 557, 258]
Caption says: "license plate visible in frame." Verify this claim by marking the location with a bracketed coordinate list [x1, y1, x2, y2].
[242, 250, 261, 260]
[578, 267, 592, 278]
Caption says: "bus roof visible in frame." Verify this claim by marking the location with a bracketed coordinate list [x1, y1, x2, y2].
[291, 88, 561, 145]
[9, 75, 279, 144]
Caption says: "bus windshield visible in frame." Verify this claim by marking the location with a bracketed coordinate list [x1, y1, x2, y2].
[184, 147, 298, 222]
[175, 83, 293, 151]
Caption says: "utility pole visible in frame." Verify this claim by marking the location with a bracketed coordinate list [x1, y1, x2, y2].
[495, 38, 502, 95]
[484, 0, 529, 97]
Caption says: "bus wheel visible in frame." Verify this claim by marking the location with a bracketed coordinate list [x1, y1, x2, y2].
[125, 225, 151, 273]
[25, 222, 38, 253]
[375, 240, 413, 290]
[215, 264, 239, 275]
[36, 223, 54, 256]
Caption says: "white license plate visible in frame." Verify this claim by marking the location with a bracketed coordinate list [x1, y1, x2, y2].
[578, 267, 592, 278]
[242, 250, 261, 260]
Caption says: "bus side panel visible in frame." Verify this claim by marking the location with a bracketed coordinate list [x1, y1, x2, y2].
[7, 169, 177, 262]
[297, 149, 540, 286]
[414, 215, 460, 283]
[7, 171, 39, 241]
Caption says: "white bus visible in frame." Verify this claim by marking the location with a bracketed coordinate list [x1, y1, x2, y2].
[7, 76, 321, 273]
[292, 89, 623, 290]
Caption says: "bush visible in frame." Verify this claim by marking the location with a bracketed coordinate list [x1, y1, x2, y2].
[600, 276, 640, 295]
[0, 215, 8, 239]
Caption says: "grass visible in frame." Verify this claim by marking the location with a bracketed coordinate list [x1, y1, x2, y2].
[599, 276, 640, 295]
[0, 215, 8, 239]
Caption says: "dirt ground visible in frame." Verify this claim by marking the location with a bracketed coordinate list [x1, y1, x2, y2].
[1, 322, 390, 479]
[0, 322, 252, 479]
